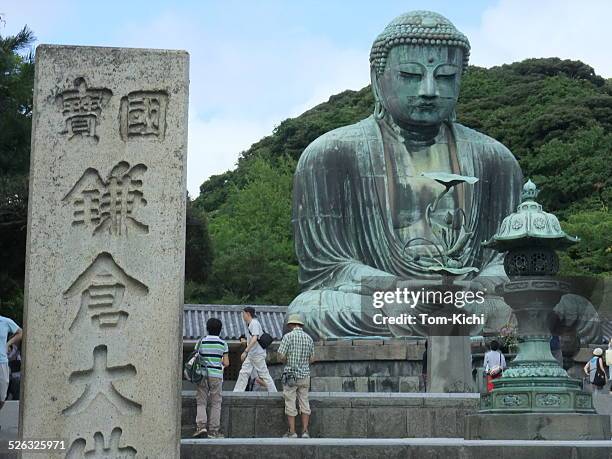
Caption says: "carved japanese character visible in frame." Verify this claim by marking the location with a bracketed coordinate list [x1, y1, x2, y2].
[64, 252, 148, 331]
[63, 345, 141, 416]
[63, 162, 148, 236]
[56, 77, 112, 141]
[120, 91, 168, 140]
[66, 427, 136, 458]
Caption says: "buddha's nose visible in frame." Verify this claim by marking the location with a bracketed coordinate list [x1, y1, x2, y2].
[418, 74, 438, 99]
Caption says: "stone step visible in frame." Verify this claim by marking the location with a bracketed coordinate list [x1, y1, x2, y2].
[180, 438, 612, 459]
[181, 392, 479, 439]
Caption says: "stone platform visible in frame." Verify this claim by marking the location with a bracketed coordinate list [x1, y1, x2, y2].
[181, 392, 478, 438]
[305, 339, 426, 392]
[466, 412, 611, 440]
[180, 438, 612, 459]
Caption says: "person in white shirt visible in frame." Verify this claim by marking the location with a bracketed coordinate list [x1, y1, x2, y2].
[233, 307, 277, 392]
[483, 340, 506, 392]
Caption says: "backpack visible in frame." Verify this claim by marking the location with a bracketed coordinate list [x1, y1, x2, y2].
[183, 340, 208, 384]
[591, 357, 606, 387]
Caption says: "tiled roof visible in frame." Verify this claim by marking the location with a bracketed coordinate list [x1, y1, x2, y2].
[183, 304, 287, 341]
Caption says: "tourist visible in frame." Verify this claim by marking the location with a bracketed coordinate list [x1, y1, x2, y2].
[239, 335, 268, 391]
[584, 348, 607, 392]
[0, 316, 21, 411]
[193, 318, 229, 438]
[7, 343, 21, 400]
[234, 307, 277, 392]
[483, 340, 506, 393]
[277, 314, 315, 438]
[605, 339, 612, 393]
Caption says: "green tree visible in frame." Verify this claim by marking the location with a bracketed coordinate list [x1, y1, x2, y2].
[202, 157, 298, 305]
[185, 197, 213, 284]
[0, 23, 35, 322]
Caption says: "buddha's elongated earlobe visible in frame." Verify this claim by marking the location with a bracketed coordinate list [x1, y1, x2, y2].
[371, 69, 386, 120]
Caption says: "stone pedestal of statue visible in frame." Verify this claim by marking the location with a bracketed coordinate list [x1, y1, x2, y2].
[399, 280, 477, 393]
[428, 335, 475, 393]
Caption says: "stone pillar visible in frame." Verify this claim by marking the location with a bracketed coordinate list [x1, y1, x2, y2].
[20, 45, 189, 458]
[427, 335, 475, 393]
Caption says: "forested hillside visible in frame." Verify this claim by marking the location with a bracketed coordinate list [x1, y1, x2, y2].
[191, 58, 612, 305]
[1, 21, 610, 315]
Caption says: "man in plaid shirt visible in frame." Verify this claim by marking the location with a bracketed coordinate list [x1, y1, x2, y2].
[277, 314, 315, 438]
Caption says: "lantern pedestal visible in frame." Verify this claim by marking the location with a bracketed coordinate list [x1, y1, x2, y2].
[467, 180, 611, 439]
[480, 278, 595, 413]
[466, 278, 610, 440]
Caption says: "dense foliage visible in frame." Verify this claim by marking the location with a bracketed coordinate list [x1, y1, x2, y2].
[1, 20, 609, 312]
[0, 25, 35, 323]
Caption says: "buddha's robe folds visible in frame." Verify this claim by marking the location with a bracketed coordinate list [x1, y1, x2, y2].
[288, 116, 523, 339]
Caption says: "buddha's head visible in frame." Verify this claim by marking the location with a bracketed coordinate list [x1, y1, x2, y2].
[370, 11, 470, 129]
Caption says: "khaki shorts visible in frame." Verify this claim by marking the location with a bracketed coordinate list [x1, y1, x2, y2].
[0, 363, 9, 402]
[282, 376, 310, 417]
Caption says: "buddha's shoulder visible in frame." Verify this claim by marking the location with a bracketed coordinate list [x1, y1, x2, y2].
[452, 123, 513, 155]
[297, 119, 370, 167]
[307, 120, 369, 150]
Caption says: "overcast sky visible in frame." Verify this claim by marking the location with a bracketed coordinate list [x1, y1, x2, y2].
[2, 0, 611, 197]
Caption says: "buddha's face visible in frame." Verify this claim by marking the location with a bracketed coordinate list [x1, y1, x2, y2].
[376, 44, 463, 127]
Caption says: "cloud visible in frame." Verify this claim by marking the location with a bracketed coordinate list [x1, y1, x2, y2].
[187, 113, 275, 197]
[466, 0, 612, 76]
[112, 8, 370, 196]
[1, 0, 69, 38]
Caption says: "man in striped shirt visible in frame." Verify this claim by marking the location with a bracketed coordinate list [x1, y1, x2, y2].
[193, 318, 229, 438]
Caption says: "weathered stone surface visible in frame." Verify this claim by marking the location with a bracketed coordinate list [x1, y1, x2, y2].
[181, 393, 479, 438]
[433, 408, 459, 437]
[318, 407, 368, 438]
[314, 342, 413, 361]
[399, 376, 420, 392]
[21, 45, 188, 458]
[321, 339, 355, 346]
[311, 359, 419, 378]
[310, 376, 370, 392]
[407, 409, 435, 437]
[428, 335, 476, 393]
[465, 413, 611, 440]
[180, 438, 612, 459]
[353, 339, 384, 346]
[367, 408, 408, 438]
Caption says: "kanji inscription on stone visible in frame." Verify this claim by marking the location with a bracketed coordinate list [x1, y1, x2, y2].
[64, 252, 149, 331]
[66, 427, 137, 459]
[63, 345, 141, 416]
[120, 91, 168, 140]
[56, 77, 112, 141]
[63, 162, 148, 236]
